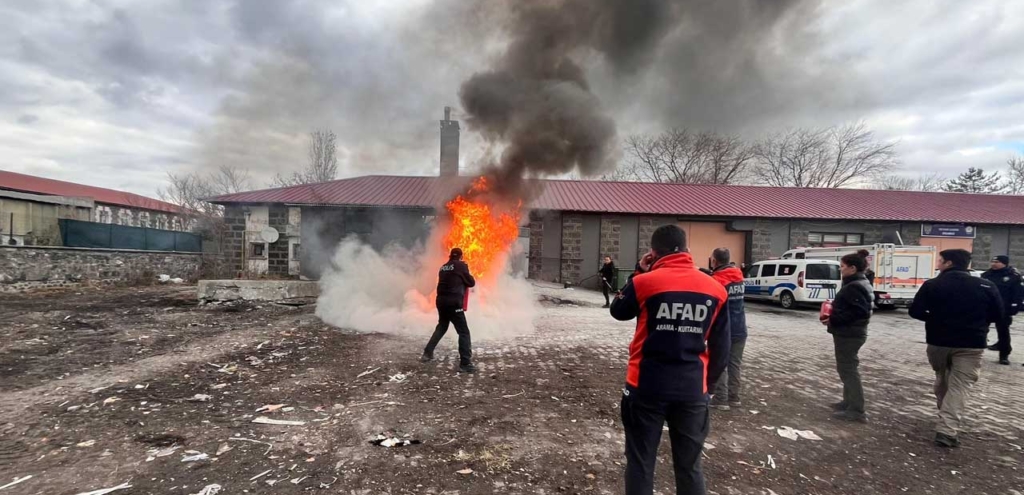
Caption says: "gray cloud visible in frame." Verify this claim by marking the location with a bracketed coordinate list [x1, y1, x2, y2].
[0, 0, 1022, 197]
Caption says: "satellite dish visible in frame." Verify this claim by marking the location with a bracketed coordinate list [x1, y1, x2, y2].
[260, 227, 280, 243]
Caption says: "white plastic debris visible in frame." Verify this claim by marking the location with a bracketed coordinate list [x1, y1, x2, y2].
[0, 476, 33, 491]
[369, 434, 422, 447]
[158, 274, 171, 283]
[255, 404, 286, 413]
[356, 367, 380, 378]
[74, 481, 132, 495]
[190, 484, 222, 495]
[188, 394, 212, 402]
[181, 451, 210, 462]
[767, 455, 777, 469]
[775, 426, 822, 441]
[388, 373, 408, 383]
[250, 470, 272, 481]
[76, 440, 96, 448]
[252, 417, 305, 426]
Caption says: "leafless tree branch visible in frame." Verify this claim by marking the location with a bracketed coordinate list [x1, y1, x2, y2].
[752, 122, 898, 188]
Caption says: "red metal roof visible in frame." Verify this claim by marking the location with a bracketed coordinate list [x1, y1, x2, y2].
[208, 175, 1024, 225]
[0, 170, 180, 214]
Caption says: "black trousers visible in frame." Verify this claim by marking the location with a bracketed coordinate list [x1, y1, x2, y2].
[833, 335, 867, 413]
[601, 279, 615, 304]
[621, 393, 709, 495]
[423, 306, 472, 366]
[996, 316, 1013, 360]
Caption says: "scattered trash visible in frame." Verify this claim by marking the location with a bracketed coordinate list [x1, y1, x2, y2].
[255, 404, 286, 413]
[767, 455, 777, 469]
[764, 489, 779, 495]
[250, 470, 272, 481]
[266, 479, 279, 486]
[457, 468, 474, 475]
[188, 394, 212, 402]
[388, 373, 408, 383]
[74, 481, 133, 495]
[252, 417, 306, 426]
[0, 475, 32, 491]
[89, 386, 109, 394]
[181, 451, 209, 462]
[369, 434, 422, 448]
[703, 442, 716, 450]
[228, 437, 273, 455]
[76, 440, 96, 448]
[146, 445, 181, 461]
[66, 405, 82, 412]
[157, 275, 184, 284]
[211, 384, 228, 390]
[282, 406, 295, 412]
[190, 484, 222, 495]
[216, 443, 233, 456]
[356, 367, 380, 378]
[102, 397, 121, 406]
[774, 426, 822, 441]
[319, 477, 338, 489]
[291, 476, 309, 484]
[501, 390, 525, 399]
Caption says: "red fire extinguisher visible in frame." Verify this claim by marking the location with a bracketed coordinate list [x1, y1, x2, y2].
[819, 299, 833, 325]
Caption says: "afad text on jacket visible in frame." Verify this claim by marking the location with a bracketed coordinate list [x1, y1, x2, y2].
[610, 252, 731, 402]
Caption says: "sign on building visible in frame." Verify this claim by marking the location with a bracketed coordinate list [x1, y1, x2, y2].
[921, 223, 976, 239]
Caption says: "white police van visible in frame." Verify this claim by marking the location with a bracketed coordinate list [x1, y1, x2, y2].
[744, 259, 842, 309]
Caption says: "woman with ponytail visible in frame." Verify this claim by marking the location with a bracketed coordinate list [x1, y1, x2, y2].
[820, 249, 874, 422]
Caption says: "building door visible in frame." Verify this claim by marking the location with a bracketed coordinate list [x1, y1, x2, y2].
[677, 221, 747, 270]
[919, 238, 974, 268]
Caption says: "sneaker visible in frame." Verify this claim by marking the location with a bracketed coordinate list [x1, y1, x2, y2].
[998, 359, 1010, 365]
[728, 400, 742, 408]
[709, 401, 731, 411]
[459, 363, 477, 374]
[934, 432, 960, 448]
[602, 304, 610, 308]
[832, 410, 868, 423]
[831, 401, 849, 412]
[420, 352, 434, 363]
[987, 343, 1000, 351]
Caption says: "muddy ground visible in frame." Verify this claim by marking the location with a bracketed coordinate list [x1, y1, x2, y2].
[1, 285, 1021, 495]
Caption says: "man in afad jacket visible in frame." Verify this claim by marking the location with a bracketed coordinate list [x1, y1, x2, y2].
[982, 255, 1023, 365]
[421, 248, 477, 373]
[709, 247, 747, 411]
[910, 249, 1003, 448]
[611, 225, 730, 495]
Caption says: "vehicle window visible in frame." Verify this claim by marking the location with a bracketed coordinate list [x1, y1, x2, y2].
[778, 264, 797, 276]
[760, 264, 777, 277]
[807, 264, 841, 280]
[744, 265, 760, 278]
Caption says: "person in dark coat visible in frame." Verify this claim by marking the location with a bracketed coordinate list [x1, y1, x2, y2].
[709, 248, 748, 411]
[858, 249, 876, 286]
[982, 255, 1024, 365]
[910, 249, 1004, 447]
[821, 250, 873, 422]
[599, 256, 617, 308]
[421, 248, 477, 373]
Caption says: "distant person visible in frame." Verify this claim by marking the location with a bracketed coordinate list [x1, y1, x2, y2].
[982, 255, 1023, 365]
[610, 225, 730, 495]
[910, 249, 1004, 448]
[421, 248, 477, 373]
[820, 250, 873, 422]
[599, 256, 617, 308]
[708, 248, 748, 411]
[858, 249, 876, 286]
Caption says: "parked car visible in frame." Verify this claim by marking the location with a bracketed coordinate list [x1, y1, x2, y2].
[744, 259, 843, 309]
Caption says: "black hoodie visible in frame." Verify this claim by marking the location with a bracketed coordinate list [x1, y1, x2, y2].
[910, 268, 1004, 348]
[436, 259, 476, 309]
[828, 273, 873, 338]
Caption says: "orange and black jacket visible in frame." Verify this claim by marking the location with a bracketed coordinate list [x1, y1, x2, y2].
[611, 253, 731, 402]
[711, 263, 748, 341]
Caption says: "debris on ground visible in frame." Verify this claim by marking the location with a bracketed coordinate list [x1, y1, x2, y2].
[356, 367, 380, 378]
[457, 468, 474, 475]
[772, 426, 823, 441]
[74, 481, 133, 495]
[388, 373, 408, 383]
[181, 451, 210, 462]
[146, 446, 181, 461]
[227, 437, 273, 455]
[187, 394, 212, 402]
[252, 416, 306, 426]
[369, 433, 422, 448]
[76, 440, 96, 448]
[255, 404, 286, 413]
[190, 484, 222, 495]
[249, 470, 272, 481]
[0, 476, 33, 491]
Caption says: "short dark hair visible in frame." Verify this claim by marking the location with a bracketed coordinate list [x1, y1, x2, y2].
[841, 251, 868, 272]
[449, 247, 463, 260]
[940, 249, 971, 270]
[712, 248, 731, 265]
[650, 225, 686, 256]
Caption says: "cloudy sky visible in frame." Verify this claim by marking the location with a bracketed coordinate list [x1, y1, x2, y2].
[1, 0, 1022, 198]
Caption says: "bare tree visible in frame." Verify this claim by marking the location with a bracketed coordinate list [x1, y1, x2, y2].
[159, 165, 252, 234]
[876, 172, 945, 192]
[1007, 155, 1024, 195]
[621, 128, 753, 184]
[752, 122, 898, 188]
[272, 129, 340, 187]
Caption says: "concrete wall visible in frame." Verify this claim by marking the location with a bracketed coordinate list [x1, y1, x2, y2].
[0, 245, 202, 293]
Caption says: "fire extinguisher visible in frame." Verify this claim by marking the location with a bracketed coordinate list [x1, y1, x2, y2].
[819, 299, 833, 325]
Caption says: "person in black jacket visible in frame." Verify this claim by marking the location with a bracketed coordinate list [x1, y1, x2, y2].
[820, 251, 873, 422]
[599, 256, 617, 308]
[910, 249, 1004, 448]
[421, 248, 477, 373]
[982, 255, 1023, 365]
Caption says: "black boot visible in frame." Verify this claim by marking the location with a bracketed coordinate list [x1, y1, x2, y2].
[934, 432, 960, 448]
[420, 352, 434, 363]
[459, 362, 477, 373]
[987, 343, 1000, 351]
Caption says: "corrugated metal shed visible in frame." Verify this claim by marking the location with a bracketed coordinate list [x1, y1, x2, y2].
[208, 175, 1024, 225]
[0, 170, 180, 214]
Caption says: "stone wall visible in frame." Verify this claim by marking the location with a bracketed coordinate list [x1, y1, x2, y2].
[599, 217, 621, 262]
[1010, 227, 1024, 264]
[528, 214, 544, 279]
[267, 206, 291, 276]
[0, 246, 203, 293]
[750, 219, 777, 262]
[972, 225, 999, 263]
[560, 213, 584, 283]
[223, 206, 246, 277]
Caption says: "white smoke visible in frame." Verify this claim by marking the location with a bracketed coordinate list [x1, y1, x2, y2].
[315, 232, 537, 341]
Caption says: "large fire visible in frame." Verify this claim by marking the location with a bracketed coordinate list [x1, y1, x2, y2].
[442, 177, 521, 281]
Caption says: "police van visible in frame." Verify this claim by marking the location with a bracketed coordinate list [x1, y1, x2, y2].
[744, 259, 842, 309]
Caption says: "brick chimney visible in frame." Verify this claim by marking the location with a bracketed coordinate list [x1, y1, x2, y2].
[439, 106, 460, 177]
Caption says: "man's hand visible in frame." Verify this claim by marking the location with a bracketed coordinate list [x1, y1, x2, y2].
[638, 251, 656, 273]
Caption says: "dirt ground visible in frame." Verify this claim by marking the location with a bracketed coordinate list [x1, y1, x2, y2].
[1, 285, 1022, 495]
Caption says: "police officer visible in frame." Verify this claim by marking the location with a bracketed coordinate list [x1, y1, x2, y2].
[611, 225, 730, 495]
[982, 255, 1024, 365]
[709, 248, 747, 411]
[421, 248, 477, 373]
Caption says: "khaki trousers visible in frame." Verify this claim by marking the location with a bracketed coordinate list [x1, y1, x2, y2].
[926, 345, 983, 437]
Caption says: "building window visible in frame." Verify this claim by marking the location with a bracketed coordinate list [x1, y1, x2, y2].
[778, 264, 798, 276]
[807, 232, 863, 247]
[250, 243, 266, 258]
[99, 209, 111, 224]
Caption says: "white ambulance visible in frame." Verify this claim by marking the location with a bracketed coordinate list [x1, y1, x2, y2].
[743, 259, 842, 309]
[781, 243, 936, 309]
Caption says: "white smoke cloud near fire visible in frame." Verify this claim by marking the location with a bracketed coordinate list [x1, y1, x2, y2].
[315, 226, 537, 341]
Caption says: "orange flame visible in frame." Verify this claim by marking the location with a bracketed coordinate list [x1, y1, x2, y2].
[443, 177, 521, 281]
